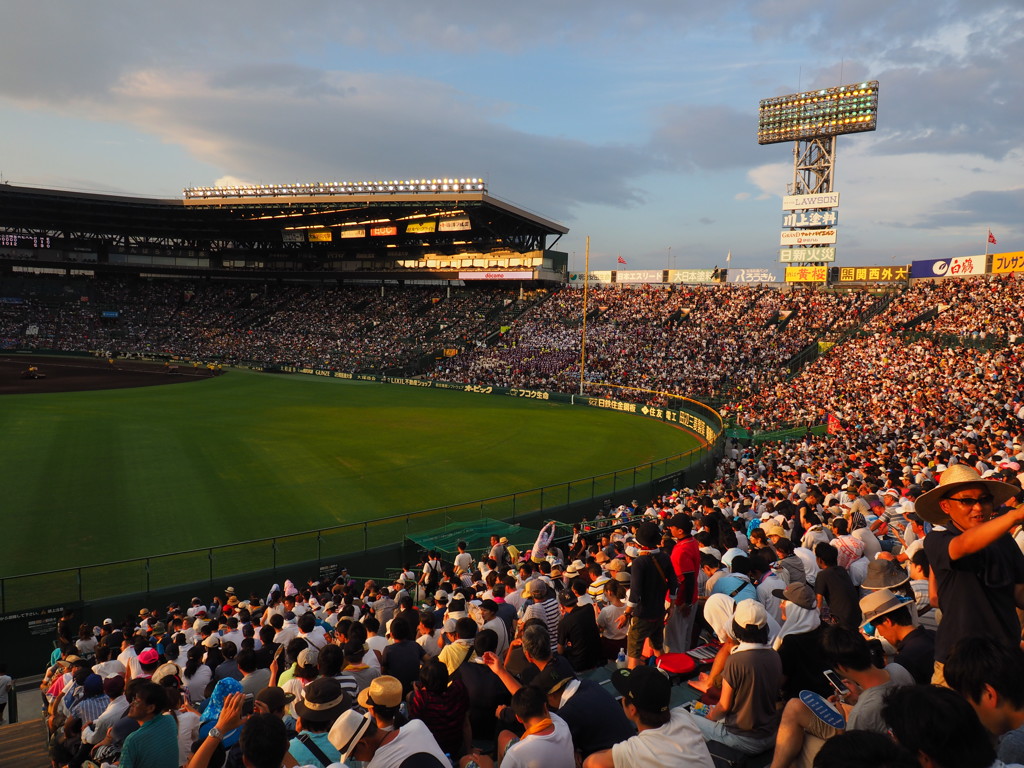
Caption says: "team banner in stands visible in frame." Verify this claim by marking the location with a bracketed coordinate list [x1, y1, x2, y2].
[615, 270, 665, 284]
[835, 266, 910, 282]
[307, 230, 332, 242]
[568, 271, 613, 285]
[991, 251, 1024, 274]
[438, 218, 471, 232]
[406, 221, 437, 234]
[667, 269, 717, 284]
[340, 228, 365, 239]
[458, 271, 534, 280]
[910, 255, 986, 279]
[785, 266, 828, 282]
[730, 268, 779, 283]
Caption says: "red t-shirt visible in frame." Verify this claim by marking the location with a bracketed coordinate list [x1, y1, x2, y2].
[671, 537, 700, 605]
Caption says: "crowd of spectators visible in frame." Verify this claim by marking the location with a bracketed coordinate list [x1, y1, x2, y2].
[30, 443, 1024, 768]
[0, 277, 534, 372]
[10, 270, 1024, 768]
[428, 284, 886, 402]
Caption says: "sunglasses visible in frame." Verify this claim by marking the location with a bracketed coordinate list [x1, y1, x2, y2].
[944, 495, 995, 507]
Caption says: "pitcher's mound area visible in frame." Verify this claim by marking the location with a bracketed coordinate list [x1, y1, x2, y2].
[0, 354, 220, 394]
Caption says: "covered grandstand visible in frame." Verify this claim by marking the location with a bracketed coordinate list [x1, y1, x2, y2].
[0, 180, 569, 281]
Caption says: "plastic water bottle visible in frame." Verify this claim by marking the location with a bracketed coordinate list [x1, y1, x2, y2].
[616, 649, 627, 669]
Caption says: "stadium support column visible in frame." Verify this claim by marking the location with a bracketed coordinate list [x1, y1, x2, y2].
[791, 136, 836, 195]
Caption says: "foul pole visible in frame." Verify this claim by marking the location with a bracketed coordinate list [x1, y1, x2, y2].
[579, 236, 589, 396]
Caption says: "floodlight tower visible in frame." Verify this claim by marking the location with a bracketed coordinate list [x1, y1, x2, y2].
[757, 81, 879, 278]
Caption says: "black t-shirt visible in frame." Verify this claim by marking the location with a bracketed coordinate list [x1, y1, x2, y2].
[925, 528, 1024, 662]
[893, 626, 936, 684]
[454, 661, 511, 741]
[777, 624, 831, 700]
[814, 566, 861, 630]
[554, 679, 636, 757]
[556, 606, 603, 672]
[382, 640, 426, 694]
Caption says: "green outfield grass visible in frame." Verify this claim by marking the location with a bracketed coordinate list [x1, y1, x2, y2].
[0, 370, 701, 578]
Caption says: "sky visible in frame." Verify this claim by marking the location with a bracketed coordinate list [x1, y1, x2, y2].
[1, 1, 1021, 273]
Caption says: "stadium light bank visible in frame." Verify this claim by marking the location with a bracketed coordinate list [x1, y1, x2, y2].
[183, 178, 487, 199]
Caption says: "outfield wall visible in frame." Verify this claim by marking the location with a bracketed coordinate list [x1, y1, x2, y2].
[0, 367, 723, 677]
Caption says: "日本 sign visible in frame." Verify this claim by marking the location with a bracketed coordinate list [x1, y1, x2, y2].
[779, 247, 837, 263]
[783, 210, 839, 228]
[782, 192, 840, 210]
[780, 230, 838, 246]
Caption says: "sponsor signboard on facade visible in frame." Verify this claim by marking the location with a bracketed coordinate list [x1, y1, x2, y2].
[784, 266, 828, 282]
[779, 247, 837, 263]
[667, 269, 718, 284]
[782, 192, 840, 210]
[910, 255, 986, 279]
[783, 210, 839, 228]
[780, 230, 838, 246]
[730, 268, 779, 283]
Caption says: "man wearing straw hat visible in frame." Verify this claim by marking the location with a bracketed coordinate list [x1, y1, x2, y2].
[918, 464, 1024, 685]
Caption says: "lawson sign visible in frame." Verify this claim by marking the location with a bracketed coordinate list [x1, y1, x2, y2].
[910, 255, 986, 279]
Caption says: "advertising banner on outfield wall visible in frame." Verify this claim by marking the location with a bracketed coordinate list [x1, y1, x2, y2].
[991, 251, 1024, 274]
[667, 269, 718, 284]
[370, 226, 398, 237]
[275, 366, 721, 443]
[568, 271, 614, 286]
[307, 230, 333, 242]
[782, 192, 840, 210]
[340, 228, 365, 239]
[785, 266, 828, 282]
[282, 230, 304, 243]
[910, 255, 986, 279]
[730, 268, 779, 283]
[834, 266, 910, 282]
[615, 270, 665, 284]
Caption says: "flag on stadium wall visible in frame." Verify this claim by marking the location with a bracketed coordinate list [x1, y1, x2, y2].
[617, 256, 627, 264]
[989, 230, 998, 245]
[827, 414, 844, 434]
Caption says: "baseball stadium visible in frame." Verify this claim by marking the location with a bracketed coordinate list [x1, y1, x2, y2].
[3, 157, 1024, 767]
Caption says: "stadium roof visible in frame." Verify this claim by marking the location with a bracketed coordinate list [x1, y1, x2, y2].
[0, 182, 567, 252]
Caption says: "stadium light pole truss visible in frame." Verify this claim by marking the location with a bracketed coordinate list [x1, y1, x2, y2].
[758, 80, 879, 268]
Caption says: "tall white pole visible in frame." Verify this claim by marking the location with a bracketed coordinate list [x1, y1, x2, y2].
[579, 237, 589, 397]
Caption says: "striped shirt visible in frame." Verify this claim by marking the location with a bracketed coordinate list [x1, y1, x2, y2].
[522, 598, 561, 651]
[70, 694, 112, 726]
